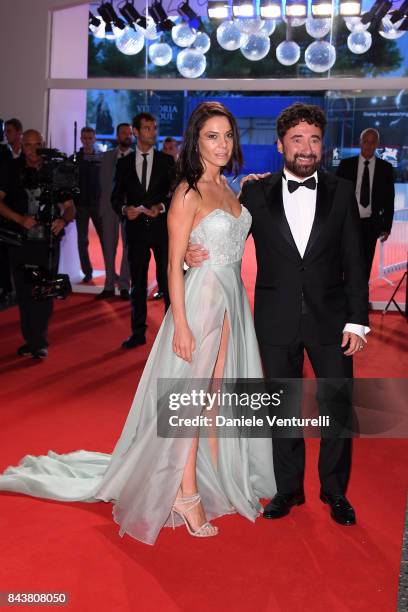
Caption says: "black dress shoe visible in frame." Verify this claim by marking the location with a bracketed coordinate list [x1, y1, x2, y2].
[320, 492, 356, 526]
[119, 289, 130, 300]
[96, 289, 115, 300]
[32, 348, 48, 360]
[153, 291, 164, 300]
[263, 493, 305, 519]
[17, 344, 32, 357]
[122, 336, 146, 349]
[82, 273, 92, 283]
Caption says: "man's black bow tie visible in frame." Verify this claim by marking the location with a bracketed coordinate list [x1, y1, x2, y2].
[287, 176, 317, 194]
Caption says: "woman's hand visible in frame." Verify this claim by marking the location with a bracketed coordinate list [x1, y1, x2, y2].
[239, 173, 271, 189]
[173, 324, 196, 363]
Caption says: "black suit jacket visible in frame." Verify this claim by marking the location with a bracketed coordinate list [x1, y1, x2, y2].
[336, 156, 394, 234]
[111, 150, 174, 243]
[240, 170, 368, 346]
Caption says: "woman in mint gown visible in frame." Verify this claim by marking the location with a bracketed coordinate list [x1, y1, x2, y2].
[0, 102, 275, 545]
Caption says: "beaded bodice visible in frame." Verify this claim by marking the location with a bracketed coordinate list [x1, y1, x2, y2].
[189, 206, 252, 266]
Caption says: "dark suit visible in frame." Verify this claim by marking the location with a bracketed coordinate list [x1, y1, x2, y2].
[0, 145, 13, 296]
[241, 170, 368, 495]
[336, 156, 394, 278]
[112, 150, 174, 340]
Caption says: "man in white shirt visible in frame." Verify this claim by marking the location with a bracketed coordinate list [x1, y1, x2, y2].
[4, 118, 23, 160]
[337, 128, 395, 280]
[187, 103, 369, 527]
[112, 113, 174, 348]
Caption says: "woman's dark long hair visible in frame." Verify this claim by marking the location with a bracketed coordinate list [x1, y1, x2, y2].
[175, 101, 243, 194]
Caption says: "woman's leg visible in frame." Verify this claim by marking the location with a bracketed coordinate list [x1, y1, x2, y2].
[176, 313, 230, 531]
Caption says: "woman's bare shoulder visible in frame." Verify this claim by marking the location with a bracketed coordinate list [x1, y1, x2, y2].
[171, 182, 200, 215]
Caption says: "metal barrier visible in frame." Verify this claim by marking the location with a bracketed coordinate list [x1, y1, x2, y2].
[378, 208, 408, 282]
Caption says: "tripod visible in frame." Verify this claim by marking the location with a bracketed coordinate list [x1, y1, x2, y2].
[382, 254, 408, 319]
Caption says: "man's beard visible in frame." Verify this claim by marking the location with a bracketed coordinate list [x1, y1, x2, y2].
[284, 153, 320, 178]
[119, 138, 132, 148]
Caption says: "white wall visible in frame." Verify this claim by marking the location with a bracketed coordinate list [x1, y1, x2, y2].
[0, 0, 88, 135]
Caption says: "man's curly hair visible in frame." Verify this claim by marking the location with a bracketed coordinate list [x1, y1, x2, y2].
[277, 103, 327, 141]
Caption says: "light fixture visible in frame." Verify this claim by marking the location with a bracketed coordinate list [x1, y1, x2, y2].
[118, 1, 147, 30]
[260, 0, 281, 19]
[339, 0, 361, 16]
[232, 0, 256, 18]
[97, 2, 126, 31]
[89, 11, 101, 30]
[360, 0, 392, 25]
[311, 0, 334, 18]
[390, 0, 408, 23]
[207, 0, 230, 19]
[285, 0, 307, 18]
[399, 16, 408, 29]
[177, 1, 201, 29]
[149, 0, 174, 31]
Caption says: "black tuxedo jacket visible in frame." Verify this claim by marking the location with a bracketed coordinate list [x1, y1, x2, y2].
[111, 150, 174, 243]
[336, 156, 394, 234]
[240, 170, 368, 346]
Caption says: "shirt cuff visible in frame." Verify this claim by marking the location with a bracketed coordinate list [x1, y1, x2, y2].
[121, 205, 127, 216]
[159, 203, 166, 214]
[343, 323, 371, 342]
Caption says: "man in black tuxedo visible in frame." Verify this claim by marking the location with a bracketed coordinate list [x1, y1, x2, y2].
[336, 128, 394, 280]
[238, 104, 369, 526]
[112, 112, 174, 349]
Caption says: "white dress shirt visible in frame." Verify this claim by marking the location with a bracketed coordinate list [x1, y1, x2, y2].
[282, 168, 369, 341]
[282, 169, 317, 258]
[116, 147, 132, 160]
[355, 154, 376, 219]
[135, 146, 154, 190]
[9, 146, 22, 159]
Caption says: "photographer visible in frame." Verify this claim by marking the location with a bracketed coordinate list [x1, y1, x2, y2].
[0, 130, 75, 359]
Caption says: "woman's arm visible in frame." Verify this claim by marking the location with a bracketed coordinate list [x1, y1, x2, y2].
[167, 183, 199, 362]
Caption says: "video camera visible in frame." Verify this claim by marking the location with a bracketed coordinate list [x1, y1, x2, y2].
[32, 147, 79, 226]
[22, 147, 79, 300]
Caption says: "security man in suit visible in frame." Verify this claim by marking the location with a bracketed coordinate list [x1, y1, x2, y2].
[112, 113, 174, 349]
[96, 123, 132, 300]
[337, 128, 395, 280]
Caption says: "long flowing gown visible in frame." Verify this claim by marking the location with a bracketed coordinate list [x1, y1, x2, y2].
[0, 206, 275, 545]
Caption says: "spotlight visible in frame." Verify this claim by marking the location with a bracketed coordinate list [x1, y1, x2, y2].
[119, 1, 147, 30]
[207, 0, 230, 19]
[89, 11, 101, 29]
[232, 0, 256, 18]
[311, 0, 334, 17]
[260, 0, 281, 19]
[285, 0, 307, 18]
[390, 0, 408, 23]
[399, 16, 408, 30]
[104, 21, 116, 39]
[360, 0, 392, 25]
[97, 2, 126, 31]
[149, 0, 174, 31]
[339, 0, 361, 16]
[177, 1, 201, 29]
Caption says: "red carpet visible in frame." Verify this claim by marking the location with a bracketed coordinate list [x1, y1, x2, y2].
[0, 256, 407, 610]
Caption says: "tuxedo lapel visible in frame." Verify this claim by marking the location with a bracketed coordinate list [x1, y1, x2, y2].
[264, 174, 301, 259]
[303, 171, 336, 259]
